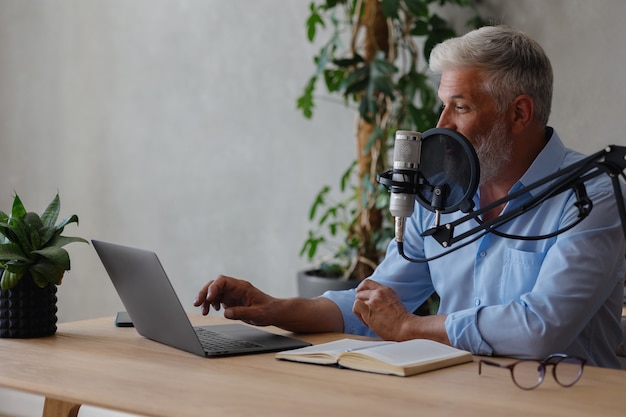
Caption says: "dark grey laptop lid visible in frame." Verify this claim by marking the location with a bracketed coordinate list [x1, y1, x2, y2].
[93, 240, 207, 356]
[92, 240, 311, 357]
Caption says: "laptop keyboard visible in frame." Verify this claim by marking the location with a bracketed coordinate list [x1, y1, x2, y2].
[194, 327, 263, 351]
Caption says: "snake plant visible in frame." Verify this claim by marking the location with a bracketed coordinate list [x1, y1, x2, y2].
[0, 193, 88, 290]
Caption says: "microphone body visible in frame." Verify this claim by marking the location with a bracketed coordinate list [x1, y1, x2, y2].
[389, 131, 422, 242]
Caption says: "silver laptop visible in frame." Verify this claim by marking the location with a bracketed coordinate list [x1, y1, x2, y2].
[92, 240, 311, 357]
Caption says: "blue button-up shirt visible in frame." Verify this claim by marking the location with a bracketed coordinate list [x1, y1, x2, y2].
[323, 129, 625, 368]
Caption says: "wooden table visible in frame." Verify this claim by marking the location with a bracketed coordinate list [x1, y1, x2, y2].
[0, 315, 625, 417]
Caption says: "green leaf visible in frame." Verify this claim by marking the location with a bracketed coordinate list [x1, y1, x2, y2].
[332, 54, 364, 68]
[339, 161, 356, 192]
[0, 270, 23, 290]
[7, 218, 33, 253]
[41, 193, 61, 227]
[30, 261, 65, 287]
[371, 55, 398, 77]
[23, 212, 44, 230]
[48, 235, 90, 248]
[429, 13, 448, 30]
[55, 214, 79, 230]
[375, 191, 390, 209]
[22, 212, 43, 249]
[343, 77, 369, 98]
[341, 65, 369, 96]
[32, 246, 70, 270]
[404, 0, 429, 18]
[323, 68, 346, 93]
[0, 222, 18, 245]
[381, 0, 400, 19]
[297, 76, 317, 119]
[30, 229, 41, 249]
[318, 206, 337, 226]
[305, 4, 325, 42]
[319, 262, 344, 277]
[372, 76, 395, 99]
[314, 30, 341, 78]
[322, 0, 341, 9]
[11, 193, 27, 220]
[309, 186, 331, 220]
[3, 260, 29, 275]
[38, 226, 57, 247]
[299, 231, 325, 260]
[30, 268, 51, 288]
[411, 18, 430, 36]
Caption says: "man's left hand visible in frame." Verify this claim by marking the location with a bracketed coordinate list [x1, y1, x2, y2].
[352, 279, 415, 340]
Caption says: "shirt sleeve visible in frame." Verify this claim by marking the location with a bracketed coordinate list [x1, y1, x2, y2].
[322, 217, 437, 337]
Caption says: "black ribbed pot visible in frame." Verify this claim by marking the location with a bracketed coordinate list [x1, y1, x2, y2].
[0, 274, 58, 338]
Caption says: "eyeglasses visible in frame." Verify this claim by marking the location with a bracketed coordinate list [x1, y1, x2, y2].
[478, 354, 586, 390]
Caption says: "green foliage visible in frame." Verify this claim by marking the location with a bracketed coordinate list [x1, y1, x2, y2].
[0, 193, 88, 290]
[298, 0, 487, 277]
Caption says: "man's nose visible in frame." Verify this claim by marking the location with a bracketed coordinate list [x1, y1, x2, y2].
[436, 107, 455, 130]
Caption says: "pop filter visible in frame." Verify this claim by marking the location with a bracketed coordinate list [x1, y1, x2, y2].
[415, 128, 479, 214]
[376, 128, 480, 249]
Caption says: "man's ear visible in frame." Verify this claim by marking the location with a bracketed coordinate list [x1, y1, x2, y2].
[509, 95, 535, 133]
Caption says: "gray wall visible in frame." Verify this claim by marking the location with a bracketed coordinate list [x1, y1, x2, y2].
[0, 0, 624, 323]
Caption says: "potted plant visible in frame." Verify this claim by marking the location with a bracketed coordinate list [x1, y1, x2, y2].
[0, 193, 88, 337]
[296, 0, 486, 301]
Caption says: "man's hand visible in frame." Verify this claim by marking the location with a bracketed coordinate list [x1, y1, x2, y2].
[193, 275, 277, 326]
[352, 279, 415, 340]
[353, 279, 450, 345]
[194, 275, 345, 333]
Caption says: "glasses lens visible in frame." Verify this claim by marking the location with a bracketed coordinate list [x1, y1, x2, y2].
[553, 357, 583, 387]
[512, 361, 544, 389]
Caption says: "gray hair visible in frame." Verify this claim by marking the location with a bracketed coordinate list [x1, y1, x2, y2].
[429, 26, 553, 126]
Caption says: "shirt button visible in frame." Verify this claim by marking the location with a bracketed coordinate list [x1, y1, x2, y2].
[479, 251, 487, 258]
[474, 298, 481, 306]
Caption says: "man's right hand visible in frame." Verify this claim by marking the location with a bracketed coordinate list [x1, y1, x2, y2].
[193, 275, 277, 326]
[194, 275, 345, 333]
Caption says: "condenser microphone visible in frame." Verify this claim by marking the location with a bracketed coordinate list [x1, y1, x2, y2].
[377, 128, 480, 260]
[388, 131, 422, 243]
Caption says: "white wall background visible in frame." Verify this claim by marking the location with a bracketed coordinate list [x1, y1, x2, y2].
[1, 1, 626, 416]
[0, 0, 624, 327]
[0, 0, 357, 323]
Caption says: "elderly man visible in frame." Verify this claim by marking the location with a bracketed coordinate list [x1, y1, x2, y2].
[195, 26, 625, 369]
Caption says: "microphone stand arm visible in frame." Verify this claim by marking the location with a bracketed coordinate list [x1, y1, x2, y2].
[422, 145, 626, 248]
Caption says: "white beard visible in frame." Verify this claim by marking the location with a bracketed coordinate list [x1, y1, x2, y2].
[473, 120, 512, 185]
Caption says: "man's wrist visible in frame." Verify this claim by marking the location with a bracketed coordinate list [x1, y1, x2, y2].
[398, 314, 451, 345]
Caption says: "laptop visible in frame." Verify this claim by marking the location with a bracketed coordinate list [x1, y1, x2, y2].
[92, 240, 311, 357]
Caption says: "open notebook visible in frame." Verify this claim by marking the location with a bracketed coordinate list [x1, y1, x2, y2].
[276, 338, 473, 376]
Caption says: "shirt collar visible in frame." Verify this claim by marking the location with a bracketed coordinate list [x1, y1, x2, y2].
[511, 127, 567, 197]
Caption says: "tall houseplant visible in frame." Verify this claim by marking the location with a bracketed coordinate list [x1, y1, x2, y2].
[0, 193, 87, 337]
[298, 0, 486, 290]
